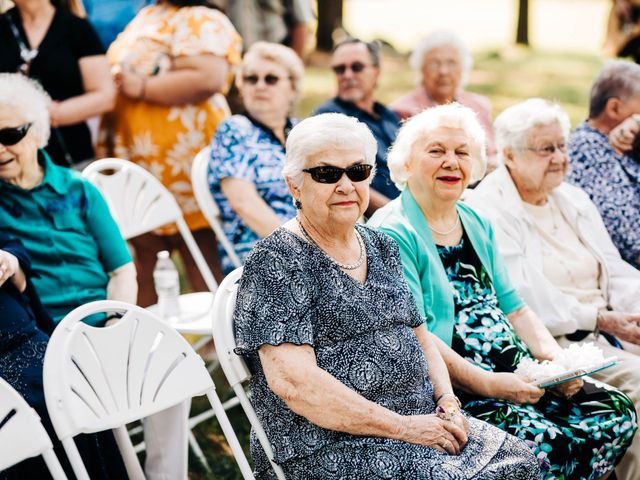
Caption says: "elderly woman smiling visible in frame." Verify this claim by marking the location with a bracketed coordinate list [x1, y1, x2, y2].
[466, 98, 640, 480]
[390, 31, 496, 166]
[233, 112, 539, 479]
[368, 103, 637, 480]
[208, 42, 304, 273]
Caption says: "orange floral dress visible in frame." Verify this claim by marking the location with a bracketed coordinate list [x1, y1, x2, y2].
[99, 4, 241, 232]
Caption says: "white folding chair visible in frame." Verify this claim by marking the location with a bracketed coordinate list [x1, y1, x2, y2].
[0, 377, 67, 479]
[191, 147, 242, 269]
[212, 268, 286, 479]
[42, 300, 254, 480]
[82, 158, 218, 293]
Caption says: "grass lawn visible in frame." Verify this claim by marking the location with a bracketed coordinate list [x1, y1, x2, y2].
[185, 46, 606, 479]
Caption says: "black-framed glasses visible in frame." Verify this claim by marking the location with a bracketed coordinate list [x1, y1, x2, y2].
[242, 74, 282, 86]
[0, 123, 32, 146]
[331, 62, 370, 75]
[302, 164, 373, 184]
[526, 142, 567, 157]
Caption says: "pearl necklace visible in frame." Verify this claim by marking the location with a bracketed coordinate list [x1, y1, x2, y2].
[428, 213, 460, 236]
[296, 217, 366, 270]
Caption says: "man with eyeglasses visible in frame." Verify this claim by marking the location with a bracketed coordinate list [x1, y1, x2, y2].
[314, 38, 400, 213]
[568, 60, 640, 270]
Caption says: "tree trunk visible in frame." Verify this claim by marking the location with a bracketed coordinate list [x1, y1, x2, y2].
[316, 0, 343, 51]
[516, 0, 530, 46]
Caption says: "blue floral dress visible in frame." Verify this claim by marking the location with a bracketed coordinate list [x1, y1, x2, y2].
[437, 232, 637, 480]
[234, 225, 540, 479]
[207, 114, 298, 273]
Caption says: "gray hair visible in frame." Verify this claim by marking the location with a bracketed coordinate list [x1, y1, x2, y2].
[333, 38, 381, 67]
[494, 98, 571, 161]
[0, 73, 51, 148]
[388, 103, 487, 189]
[283, 113, 378, 187]
[237, 41, 305, 99]
[409, 31, 473, 87]
[589, 60, 640, 118]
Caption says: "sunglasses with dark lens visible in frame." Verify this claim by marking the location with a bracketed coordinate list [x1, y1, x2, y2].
[0, 123, 32, 146]
[331, 62, 368, 75]
[243, 74, 281, 86]
[302, 164, 373, 184]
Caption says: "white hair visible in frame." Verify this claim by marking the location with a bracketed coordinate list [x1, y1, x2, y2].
[409, 31, 473, 87]
[494, 98, 571, 162]
[0, 73, 51, 147]
[388, 103, 487, 189]
[283, 113, 378, 187]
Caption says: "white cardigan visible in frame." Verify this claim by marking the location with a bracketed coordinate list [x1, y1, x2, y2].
[465, 166, 640, 337]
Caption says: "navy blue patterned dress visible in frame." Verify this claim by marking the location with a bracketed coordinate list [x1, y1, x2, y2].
[207, 114, 298, 273]
[437, 233, 637, 480]
[234, 225, 540, 479]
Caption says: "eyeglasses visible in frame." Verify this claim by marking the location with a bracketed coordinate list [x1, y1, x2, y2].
[525, 143, 567, 157]
[242, 74, 283, 86]
[0, 123, 32, 146]
[331, 62, 370, 75]
[303, 164, 373, 184]
[424, 60, 460, 72]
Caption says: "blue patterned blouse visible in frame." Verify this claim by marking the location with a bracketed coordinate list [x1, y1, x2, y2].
[207, 114, 298, 273]
[568, 121, 640, 269]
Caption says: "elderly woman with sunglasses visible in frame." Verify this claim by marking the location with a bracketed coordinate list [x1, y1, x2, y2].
[466, 98, 640, 480]
[233, 112, 540, 479]
[208, 41, 304, 273]
[368, 103, 637, 480]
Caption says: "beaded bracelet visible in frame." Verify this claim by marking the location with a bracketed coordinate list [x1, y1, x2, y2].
[435, 392, 461, 407]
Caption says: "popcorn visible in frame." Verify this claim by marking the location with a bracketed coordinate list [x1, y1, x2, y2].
[514, 343, 606, 383]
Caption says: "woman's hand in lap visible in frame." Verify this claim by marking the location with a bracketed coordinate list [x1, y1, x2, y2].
[0, 249, 25, 292]
[549, 378, 583, 399]
[488, 372, 545, 404]
[398, 414, 468, 455]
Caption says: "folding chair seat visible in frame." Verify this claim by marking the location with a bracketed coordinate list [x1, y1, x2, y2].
[42, 300, 254, 480]
[212, 268, 286, 479]
[0, 377, 67, 479]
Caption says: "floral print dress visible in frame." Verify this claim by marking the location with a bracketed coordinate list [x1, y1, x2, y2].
[437, 233, 637, 480]
[99, 4, 241, 232]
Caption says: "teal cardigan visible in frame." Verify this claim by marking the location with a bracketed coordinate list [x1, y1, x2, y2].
[368, 189, 524, 346]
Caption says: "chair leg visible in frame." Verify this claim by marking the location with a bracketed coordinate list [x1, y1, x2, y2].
[113, 425, 146, 480]
[188, 430, 211, 473]
[61, 437, 91, 480]
[205, 390, 254, 480]
[41, 447, 68, 480]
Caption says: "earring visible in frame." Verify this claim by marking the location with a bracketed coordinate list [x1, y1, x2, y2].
[295, 199, 302, 209]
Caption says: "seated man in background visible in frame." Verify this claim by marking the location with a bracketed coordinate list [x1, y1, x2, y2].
[568, 60, 640, 270]
[0, 73, 187, 480]
[466, 98, 640, 480]
[314, 38, 400, 212]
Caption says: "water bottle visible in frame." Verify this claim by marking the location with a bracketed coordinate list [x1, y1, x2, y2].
[153, 250, 180, 321]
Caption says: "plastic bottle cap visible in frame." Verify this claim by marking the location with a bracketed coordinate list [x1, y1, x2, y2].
[157, 250, 170, 259]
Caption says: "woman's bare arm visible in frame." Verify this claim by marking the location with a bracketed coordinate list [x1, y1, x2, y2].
[221, 178, 285, 238]
[507, 306, 563, 361]
[51, 55, 116, 127]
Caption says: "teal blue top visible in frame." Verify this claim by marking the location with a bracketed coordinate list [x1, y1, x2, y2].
[0, 151, 132, 324]
[368, 189, 524, 345]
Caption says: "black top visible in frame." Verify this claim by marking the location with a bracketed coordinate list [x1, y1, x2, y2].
[0, 7, 105, 166]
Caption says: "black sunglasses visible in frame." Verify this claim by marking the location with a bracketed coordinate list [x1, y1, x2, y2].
[331, 62, 369, 75]
[0, 123, 32, 146]
[243, 74, 282, 86]
[302, 164, 373, 184]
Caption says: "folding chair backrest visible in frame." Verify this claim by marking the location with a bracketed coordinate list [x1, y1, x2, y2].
[212, 268, 286, 479]
[83, 158, 218, 292]
[0, 377, 67, 479]
[191, 147, 242, 268]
